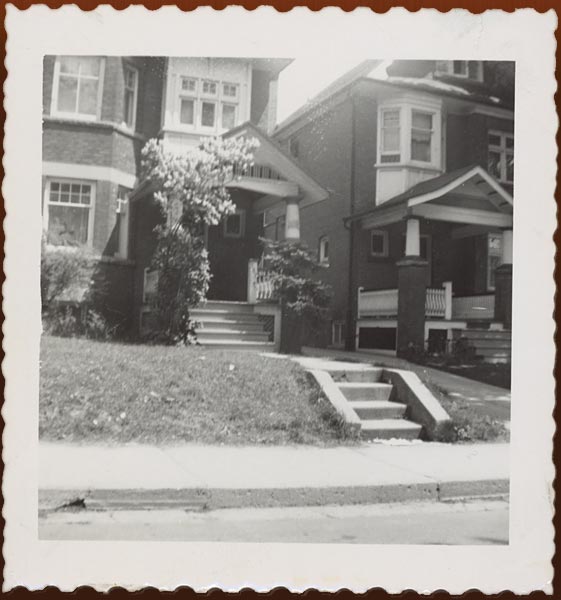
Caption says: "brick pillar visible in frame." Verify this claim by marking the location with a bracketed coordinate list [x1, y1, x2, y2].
[494, 229, 513, 329]
[397, 257, 428, 357]
[494, 264, 512, 329]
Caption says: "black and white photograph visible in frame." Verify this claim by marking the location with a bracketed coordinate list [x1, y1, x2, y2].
[2, 6, 556, 594]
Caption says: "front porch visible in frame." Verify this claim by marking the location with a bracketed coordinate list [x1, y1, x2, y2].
[349, 165, 514, 361]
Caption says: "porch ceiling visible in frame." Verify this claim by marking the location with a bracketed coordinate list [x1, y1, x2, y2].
[350, 165, 513, 230]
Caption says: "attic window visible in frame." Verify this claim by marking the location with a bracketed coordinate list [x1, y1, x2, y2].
[442, 60, 483, 82]
[289, 137, 300, 158]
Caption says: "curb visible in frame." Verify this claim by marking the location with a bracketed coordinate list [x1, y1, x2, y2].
[39, 479, 509, 514]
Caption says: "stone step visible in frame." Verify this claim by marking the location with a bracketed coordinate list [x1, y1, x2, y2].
[349, 400, 406, 420]
[196, 319, 266, 333]
[360, 419, 423, 441]
[328, 368, 384, 383]
[195, 339, 276, 351]
[200, 301, 255, 314]
[196, 329, 270, 343]
[337, 382, 393, 402]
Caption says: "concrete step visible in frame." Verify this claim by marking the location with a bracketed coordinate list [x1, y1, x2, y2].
[349, 400, 406, 420]
[329, 368, 384, 383]
[200, 301, 255, 314]
[360, 419, 423, 441]
[196, 329, 270, 343]
[196, 320, 266, 333]
[195, 339, 276, 351]
[337, 382, 393, 402]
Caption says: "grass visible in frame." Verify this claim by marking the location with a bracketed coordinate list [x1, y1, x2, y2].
[40, 335, 359, 446]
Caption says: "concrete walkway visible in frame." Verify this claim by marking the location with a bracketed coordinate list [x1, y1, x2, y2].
[299, 347, 511, 404]
[39, 441, 509, 511]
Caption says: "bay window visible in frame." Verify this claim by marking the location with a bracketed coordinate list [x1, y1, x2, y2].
[44, 180, 94, 247]
[377, 102, 441, 168]
[52, 56, 105, 120]
[488, 131, 514, 184]
[176, 76, 239, 132]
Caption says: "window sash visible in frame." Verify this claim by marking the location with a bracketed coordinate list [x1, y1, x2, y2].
[224, 210, 245, 238]
[380, 109, 401, 161]
[370, 230, 389, 257]
[123, 66, 138, 128]
[488, 131, 514, 183]
[52, 56, 104, 119]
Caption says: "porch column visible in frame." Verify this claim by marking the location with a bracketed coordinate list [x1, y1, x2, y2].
[396, 217, 428, 358]
[284, 197, 301, 242]
[494, 228, 513, 329]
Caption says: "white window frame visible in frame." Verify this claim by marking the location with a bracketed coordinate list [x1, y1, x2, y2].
[486, 232, 502, 291]
[370, 230, 389, 258]
[43, 178, 96, 248]
[437, 61, 484, 82]
[123, 64, 139, 130]
[410, 109, 434, 164]
[221, 102, 238, 131]
[223, 209, 246, 239]
[488, 130, 514, 184]
[377, 100, 442, 170]
[380, 108, 402, 164]
[50, 56, 105, 121]
[318, 235, 329, 265]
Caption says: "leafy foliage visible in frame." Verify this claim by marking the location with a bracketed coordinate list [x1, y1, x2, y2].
[260, 237, 332, 324]
[140, 136, 259, 343]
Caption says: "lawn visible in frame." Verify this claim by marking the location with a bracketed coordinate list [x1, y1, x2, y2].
[40, 335, 358, 446]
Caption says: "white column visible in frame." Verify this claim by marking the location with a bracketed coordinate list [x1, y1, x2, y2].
[405, 218, 421, 256]
[501, 229, 513, 265]
[443, 280, 453, 320]
[285, 197, 301, 242]
[247, 259, 258, 303]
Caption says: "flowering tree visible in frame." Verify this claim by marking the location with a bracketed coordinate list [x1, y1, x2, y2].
[141, 136, 258, 343]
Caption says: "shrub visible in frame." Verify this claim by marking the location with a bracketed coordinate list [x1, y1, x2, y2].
[43, 306, 79, 338]
[41, 238, 93, 311]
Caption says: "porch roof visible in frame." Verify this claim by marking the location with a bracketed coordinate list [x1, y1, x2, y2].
[346, 165, 514, 230]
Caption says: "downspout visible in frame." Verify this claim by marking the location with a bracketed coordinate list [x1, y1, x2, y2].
[345, 92, 358, 351]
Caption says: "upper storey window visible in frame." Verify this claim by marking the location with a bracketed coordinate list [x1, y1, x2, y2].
[488, 131, 514, 184]
[123, 65, 138, 129]
[378, 102, 441, 169]
[437, 60, 484, 82]
[177, 76, 239, 133]
[51, 56, 105, 120]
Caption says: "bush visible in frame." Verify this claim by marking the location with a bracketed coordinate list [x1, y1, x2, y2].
[43, 306, 80, 337]
[41, 238, 93, 311]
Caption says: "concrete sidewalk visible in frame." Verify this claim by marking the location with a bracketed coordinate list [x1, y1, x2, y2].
[39, 441, 509, 511]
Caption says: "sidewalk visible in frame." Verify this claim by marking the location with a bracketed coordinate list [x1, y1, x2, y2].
[39, 441, 509, 512]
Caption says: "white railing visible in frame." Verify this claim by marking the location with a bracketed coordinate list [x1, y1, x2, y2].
[425, 287, 446, 318]
[247, 258, 277, 303]
[357, 288, 398, 318]
[452, 294, 495, 320]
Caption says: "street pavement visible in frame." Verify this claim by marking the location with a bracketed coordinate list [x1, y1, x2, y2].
[39, 498, 509, 544]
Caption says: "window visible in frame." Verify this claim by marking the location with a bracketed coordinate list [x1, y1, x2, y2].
[370, 230, 389, 257]
[143, 268, 159, 304]
[122, 66, 138, 129]
[176, 76, 239, 132]
[331, 321, 345, 348]
[319, 236, 329, 265]
[44, 180, 94, 246]
[487, 233, 502, 291]
[453, 61, 468, 76]
[438, 60, 483, 82]
[221, 103, 237, 130]
[411, 111, 433, 162]
[201, 102, 216, 128]
[488, 131, 514, 184]
[52, 56, 104, 120]
[380, 109, 401, 163]
[224, 210, 245, 238]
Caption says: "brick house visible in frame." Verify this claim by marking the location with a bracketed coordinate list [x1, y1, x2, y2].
[42, 56, 327, 347]
[272, 60, 514, 360]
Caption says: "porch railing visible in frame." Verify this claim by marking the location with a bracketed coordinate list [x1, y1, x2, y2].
[425, 287, 447, 318]
[452, 294, 495, 320]
[357, 288, 398, 318]
[247, 258, 277, 303]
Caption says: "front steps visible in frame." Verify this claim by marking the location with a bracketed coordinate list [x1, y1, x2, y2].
[192, 301, 274, 351]
[462, 328, 511, 363]
[330, 368, 422, 441]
